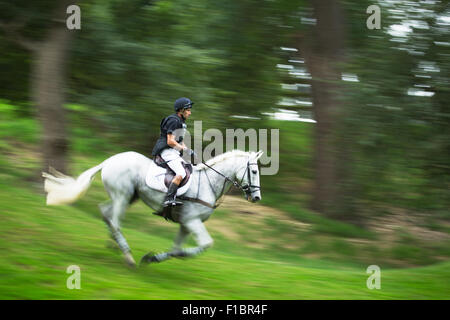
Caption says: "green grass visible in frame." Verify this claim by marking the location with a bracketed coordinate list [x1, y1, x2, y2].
[0, 178, 449, 299]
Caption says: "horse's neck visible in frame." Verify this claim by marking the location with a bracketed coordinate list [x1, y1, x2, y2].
[218, 156, 246, 177]
[203, 156, 246, 189]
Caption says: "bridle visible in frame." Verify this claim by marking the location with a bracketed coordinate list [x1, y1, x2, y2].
[201, 156, 261, 200]
[177, 155, 261, 210]
[238, 161, 261, 200]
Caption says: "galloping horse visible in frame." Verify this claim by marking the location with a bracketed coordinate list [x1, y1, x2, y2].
[42, 150, 263, 267]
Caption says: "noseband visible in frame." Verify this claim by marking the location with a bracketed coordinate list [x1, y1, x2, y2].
[238, 161, 261, 199]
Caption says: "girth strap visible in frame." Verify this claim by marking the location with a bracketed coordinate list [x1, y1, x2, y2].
[177, 195, 218, 209]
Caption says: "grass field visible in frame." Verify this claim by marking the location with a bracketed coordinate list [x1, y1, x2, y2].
[0, 176, 449, 299]
[0, 100, 449, 299]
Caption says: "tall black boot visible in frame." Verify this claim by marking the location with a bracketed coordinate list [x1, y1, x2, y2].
[163, 182, 183, 207]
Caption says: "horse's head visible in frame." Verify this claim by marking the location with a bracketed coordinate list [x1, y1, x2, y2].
[236, 150, 263, 203]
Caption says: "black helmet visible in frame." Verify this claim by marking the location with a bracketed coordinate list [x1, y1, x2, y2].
[174, 97, 194, 112]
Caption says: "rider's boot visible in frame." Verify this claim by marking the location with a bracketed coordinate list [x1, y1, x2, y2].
[152, 182, 183, 220]
[162, 182, 183, 207]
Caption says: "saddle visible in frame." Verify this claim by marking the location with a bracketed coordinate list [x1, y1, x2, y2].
[154, 155, 193, 188]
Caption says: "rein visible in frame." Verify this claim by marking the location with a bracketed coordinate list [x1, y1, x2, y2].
[200, 161, 248, 194]
[179, 157, 260, 209]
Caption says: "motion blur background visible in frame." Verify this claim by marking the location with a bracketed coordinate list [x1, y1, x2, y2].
[0, 0, 449, 299]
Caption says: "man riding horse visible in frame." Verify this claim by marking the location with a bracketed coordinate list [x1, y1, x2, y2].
[42, 97, 264, 267]
[151, 97, 197, 209]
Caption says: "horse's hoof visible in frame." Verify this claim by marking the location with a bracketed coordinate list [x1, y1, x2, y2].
[139, 252, 161, 266]
[124, 252, 137, 268]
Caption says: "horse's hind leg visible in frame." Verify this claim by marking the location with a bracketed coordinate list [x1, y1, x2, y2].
[99, 201, 117, 248]
[99, 197, 136, 267]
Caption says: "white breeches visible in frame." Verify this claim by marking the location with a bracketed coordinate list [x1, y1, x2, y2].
[160, 148, 187, 179]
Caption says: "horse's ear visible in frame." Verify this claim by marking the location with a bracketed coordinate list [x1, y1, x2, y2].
[255, 150, 264, 160]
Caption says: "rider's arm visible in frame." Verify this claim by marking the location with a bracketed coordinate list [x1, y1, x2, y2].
[167, 133, 186, 152]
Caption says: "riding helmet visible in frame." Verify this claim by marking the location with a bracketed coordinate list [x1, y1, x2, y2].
[174, 97, 194, 112]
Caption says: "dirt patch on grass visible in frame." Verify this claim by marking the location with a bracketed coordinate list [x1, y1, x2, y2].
[206, 196, 449, 267]
[205, 195, 311, 251]
[367, 208, 449, 246]
[205, 218, 242, 242]
[219, 195, 311, 230]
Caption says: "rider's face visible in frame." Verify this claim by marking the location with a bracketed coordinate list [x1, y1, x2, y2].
[182, 108, 192, 119]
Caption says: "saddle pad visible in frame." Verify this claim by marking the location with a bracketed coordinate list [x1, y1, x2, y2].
[145, 160, 192, 195]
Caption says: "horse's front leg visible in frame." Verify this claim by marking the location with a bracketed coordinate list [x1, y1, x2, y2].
[170, 218, 214, 258]
[140, 218, 213, 265]
[140, 223, 189, 265]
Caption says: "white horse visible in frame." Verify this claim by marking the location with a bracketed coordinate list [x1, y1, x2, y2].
[42, 150, 263, 267]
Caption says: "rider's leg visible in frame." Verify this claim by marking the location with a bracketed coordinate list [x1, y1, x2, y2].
[163, 171, 186, 207]
[163, 177, 182, 207]
[160, 148, 187, 207]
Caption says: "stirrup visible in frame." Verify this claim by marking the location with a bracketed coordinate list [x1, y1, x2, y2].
[163, 199, 183, 207]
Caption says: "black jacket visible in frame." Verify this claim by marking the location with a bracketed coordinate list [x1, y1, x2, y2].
[151, 113, 186, 156]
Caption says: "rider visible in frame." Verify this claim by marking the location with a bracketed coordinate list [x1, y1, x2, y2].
[151, 97, 196, 208]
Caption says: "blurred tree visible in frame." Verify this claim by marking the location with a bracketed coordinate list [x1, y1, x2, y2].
[299, 0, 347, 218]
[0, 0, 76, 173]
[332, 0, 450, 217]
[68, 0, 305, 150]
[1, 0, 447, 220]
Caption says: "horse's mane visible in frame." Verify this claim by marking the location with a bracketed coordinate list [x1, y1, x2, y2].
[194, 150, 250, 171]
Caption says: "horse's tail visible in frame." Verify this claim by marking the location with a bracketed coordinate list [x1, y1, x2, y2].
[42, 162, 105, 205]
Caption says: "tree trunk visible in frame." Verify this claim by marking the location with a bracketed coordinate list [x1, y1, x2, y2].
[32, 25, 72, 174]
[305, 0, 346, 216]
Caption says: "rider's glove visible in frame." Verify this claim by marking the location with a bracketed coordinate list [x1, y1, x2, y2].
[182, 147, 197, 158]
[187, 148, 197, 158]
